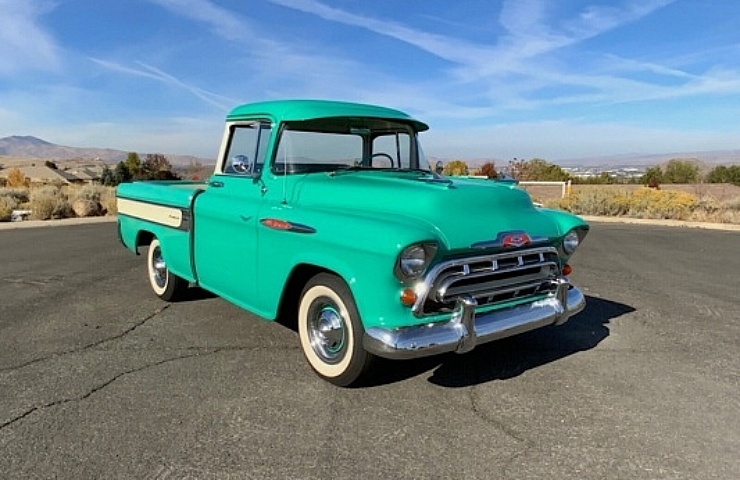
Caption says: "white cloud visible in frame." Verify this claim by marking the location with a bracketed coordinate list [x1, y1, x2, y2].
[0, 0, 60, 75]
[90, 58, 237, 110]
[147, 0, 254, 41]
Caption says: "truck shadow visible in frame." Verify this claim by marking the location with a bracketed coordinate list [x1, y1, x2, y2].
[365, 295, 634, 388]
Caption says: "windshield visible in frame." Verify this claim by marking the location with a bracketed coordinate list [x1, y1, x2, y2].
[272, 118, 429, 174]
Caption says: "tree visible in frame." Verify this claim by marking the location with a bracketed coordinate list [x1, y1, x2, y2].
[124, 152, 142, 178]
[509, 158, 570, 181]
[44, 160, 58, 170]
[442, 159, 469, 176]
[141, 153, 179, 180]
[114, 161, 132, 184]
[706, 165, 740, 186]
[478, 162, 498, 179]
[6, 167, 28, 188]
[662, 159, 699, 184]
[100, 165, 116, 186]
[641, 166, 663, 188]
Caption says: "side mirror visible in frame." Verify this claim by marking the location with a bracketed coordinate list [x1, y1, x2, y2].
[231, 155, 251, 174]
[435, 160, 444, 174]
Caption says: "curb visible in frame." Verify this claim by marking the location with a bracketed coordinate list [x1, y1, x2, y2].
[0, 215, 117, 230]
[580, 215, 740, 232]
[1, 214, 739, 233]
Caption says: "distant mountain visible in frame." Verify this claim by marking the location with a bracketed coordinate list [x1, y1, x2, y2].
[0, 135, 213, 166]
[558, 150, 740, 168]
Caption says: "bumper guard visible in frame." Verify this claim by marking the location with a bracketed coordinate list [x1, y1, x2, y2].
[363, 277, 585, 360]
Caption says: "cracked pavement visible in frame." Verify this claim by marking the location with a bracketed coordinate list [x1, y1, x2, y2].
[1, 222, 739, 479]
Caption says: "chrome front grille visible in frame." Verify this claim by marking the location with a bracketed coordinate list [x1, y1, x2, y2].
[414, 247, 560, 316]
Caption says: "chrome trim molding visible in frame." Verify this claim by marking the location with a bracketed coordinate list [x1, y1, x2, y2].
[363, 278, 585, 360]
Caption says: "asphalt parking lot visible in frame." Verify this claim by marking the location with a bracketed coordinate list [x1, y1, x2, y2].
[1, 221, 738, 479]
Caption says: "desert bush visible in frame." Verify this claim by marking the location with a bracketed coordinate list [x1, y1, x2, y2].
[6, 167, 28, 188]
[556, 187, 631, 216]
[627, 188, 697, 220]
[73, 184, 105, 202]
[690, 196, 740, 224]
[30, 186, 73, 220]
[0, 187, 30, 205]
[0, 195, 17, 221]
[104, 189, 118, 215]
[555, 187, 701, 221]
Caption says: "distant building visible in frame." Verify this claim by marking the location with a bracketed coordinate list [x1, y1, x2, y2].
[0, 165, 95, 185]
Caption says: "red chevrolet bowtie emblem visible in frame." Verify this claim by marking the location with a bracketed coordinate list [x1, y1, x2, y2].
[502, 232, 531, 248]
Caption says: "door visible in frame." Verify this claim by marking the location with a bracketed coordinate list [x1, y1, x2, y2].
[193, 121, 272, 308]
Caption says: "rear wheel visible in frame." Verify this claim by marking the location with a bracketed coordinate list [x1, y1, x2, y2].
[298, 273, 374, 386]
[147, 237, 188, 301]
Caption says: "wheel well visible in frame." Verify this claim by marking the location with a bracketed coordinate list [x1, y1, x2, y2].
[134, 231, 155, 254]
[276, 264, 334, 331]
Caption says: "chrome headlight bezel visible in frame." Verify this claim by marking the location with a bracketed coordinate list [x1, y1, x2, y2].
[562, 229, 580, 255]
[395, 243, 438, 281]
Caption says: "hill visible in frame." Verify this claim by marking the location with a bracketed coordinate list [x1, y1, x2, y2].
[0, 136, 213, 167]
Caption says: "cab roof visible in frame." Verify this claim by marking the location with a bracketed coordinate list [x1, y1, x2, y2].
[226, 99, 429, 132]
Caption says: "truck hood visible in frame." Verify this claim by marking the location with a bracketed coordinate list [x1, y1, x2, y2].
[287, 171, 570, 252]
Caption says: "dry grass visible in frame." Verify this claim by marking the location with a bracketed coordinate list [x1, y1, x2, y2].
[538, 184, 740, 224]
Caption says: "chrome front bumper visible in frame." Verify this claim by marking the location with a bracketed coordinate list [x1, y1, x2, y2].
[363, 277, 586, 360]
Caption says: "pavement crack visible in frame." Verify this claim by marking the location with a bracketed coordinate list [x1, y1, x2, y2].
[0, 349, 215, 432]
[468, 386, 530, 445]
[467, 387, 536, 478]
[2, 275, 65, 287]
[0, 305, 171, 373]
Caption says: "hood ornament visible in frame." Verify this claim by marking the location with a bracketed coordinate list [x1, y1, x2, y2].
[471, 230, 547, 250]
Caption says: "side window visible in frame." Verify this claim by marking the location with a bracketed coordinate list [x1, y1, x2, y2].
[223, 122, 271, 175]
[372, 132, 411, 168]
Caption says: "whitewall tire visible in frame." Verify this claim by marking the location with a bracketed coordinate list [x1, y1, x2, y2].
[147, 237, 188, 301]
[298, 273, 374, 386]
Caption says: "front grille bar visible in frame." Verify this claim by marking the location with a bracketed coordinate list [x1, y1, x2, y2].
[412, 246, 560, 317]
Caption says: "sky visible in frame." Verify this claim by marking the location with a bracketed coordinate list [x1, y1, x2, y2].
[1, 0, 740, 163]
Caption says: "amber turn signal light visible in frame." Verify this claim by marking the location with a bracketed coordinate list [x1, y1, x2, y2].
[400, 288, 417, 306]
[562, 264, 573, 276]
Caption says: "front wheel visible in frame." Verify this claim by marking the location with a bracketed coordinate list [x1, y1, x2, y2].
[147, 237, 188, 301]
[298, 273, 374, 387]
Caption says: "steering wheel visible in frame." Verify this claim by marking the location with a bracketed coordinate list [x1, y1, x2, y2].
[370, 153, 395, 168]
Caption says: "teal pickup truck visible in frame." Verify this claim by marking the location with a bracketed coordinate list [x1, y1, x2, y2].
[117, 99, 589, 386]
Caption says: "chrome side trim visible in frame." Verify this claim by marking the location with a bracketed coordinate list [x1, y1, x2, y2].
[363, 278, 585, 360]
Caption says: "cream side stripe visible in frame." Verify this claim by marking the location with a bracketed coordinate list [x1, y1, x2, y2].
[117, 198, 183, 228]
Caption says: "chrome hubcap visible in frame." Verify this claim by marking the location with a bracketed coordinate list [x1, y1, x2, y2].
[151, 246, 167, 288]
[309, 304, 346, 363]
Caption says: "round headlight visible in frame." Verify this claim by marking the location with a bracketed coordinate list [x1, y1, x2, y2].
[400, 245, 427, 277]
[563, 230, 580, 254]
[395, 243, 438, 281]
